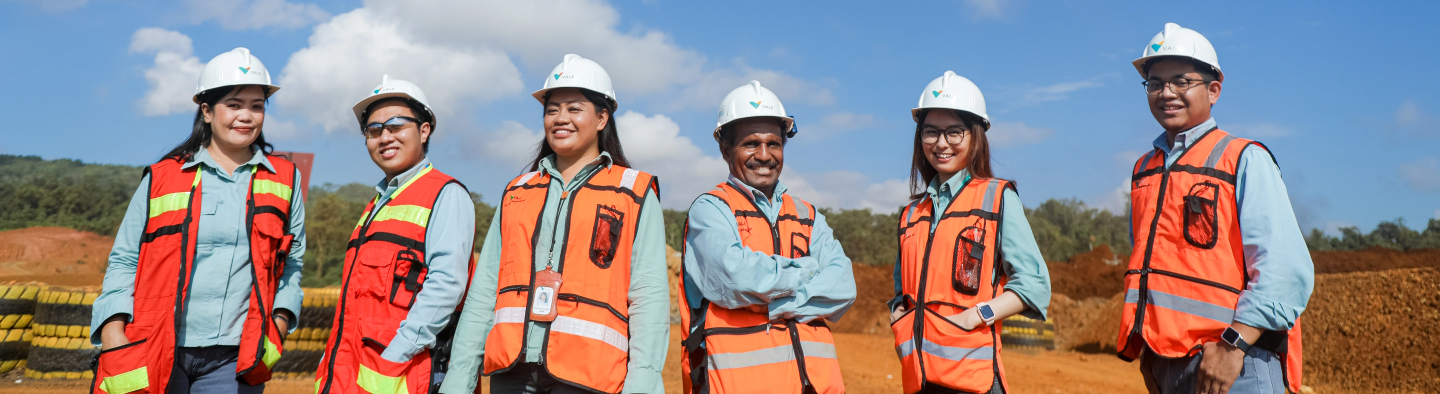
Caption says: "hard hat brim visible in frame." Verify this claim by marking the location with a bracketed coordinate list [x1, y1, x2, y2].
[192, 84, 280, 105]
[532, 87, 618, 110]
[1131, 55, 1225, 83]
[911, 107, 991, 131]
[714, 115, 795, 134]
[352, 92, 438, 129]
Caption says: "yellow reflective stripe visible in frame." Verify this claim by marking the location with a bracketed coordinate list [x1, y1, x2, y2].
[252, 179, 293, 203]
[148, 192, 191, 219]
[356, 364, 407, 394]
[262, 335, 282, 369]
[372, 205, 431, 228]
[100, 366, 149, 394]
[389, 164, 434, 199]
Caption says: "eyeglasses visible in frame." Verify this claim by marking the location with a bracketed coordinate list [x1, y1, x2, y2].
[361, 116, 420, 139]
[920, 126, 969, 145]
[1142, 77, 1211, 95]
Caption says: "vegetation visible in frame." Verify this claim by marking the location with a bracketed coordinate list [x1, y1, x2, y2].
[4, 155, 1438, 282]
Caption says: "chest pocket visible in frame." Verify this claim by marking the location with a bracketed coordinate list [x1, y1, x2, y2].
[589, 205, 624, 269]
[201, 193, 219, 215]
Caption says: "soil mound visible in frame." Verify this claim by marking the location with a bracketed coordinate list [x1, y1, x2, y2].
[1311, 247, 1440, 275]
[1049, 292, 1125, 354]
[1306, 267, 1440, 393]
[828, 263, 892, 335]
[1048, 244, 1128, 300]
[0, 227, 110, 286]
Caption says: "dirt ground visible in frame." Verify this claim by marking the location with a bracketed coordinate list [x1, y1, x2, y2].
[0, 227, 109, 286]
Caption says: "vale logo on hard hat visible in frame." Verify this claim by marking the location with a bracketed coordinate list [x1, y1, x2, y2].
[932, 90, 943, 98]
[553, 72, 564, 80]
[238, 67, 251, 74]
[1150, 41, 1170, 53]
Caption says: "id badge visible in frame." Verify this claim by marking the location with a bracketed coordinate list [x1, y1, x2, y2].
[529, 268, 563, 322]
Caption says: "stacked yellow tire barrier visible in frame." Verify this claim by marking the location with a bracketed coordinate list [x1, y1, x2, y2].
[1000, 315, 1056, 351]
[25, 287, 100, 379]
[0, 283, 41, 373]
[275, 287, 339, 378]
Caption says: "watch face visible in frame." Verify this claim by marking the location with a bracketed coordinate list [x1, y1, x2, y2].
[1221, 328, 1239, 344]
[979, 305, 995, 320]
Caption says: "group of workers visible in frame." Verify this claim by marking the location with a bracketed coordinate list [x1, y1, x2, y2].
[89, 22, 1313, 394]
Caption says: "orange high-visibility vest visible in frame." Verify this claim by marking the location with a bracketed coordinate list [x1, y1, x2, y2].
[1119, 128, 1303, 393]
[315, 164, 473, 394]
[483, 165, 658, 394]
[91, 156, 297, 394]
[678, 182, 844, 394]
[892, 177, 1012, 394]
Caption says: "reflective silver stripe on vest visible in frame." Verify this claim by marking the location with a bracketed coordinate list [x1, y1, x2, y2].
[896, 339, 994, 362]
[551, 315, 629, 352]
[896, 339, 915, 358]
[708, 341, 837, 370]
[1204, 135, 1238, 169]
[1125, 288, 1235, 324]
[494, 307, 526, 324]
[981, 179, 999, 212]
[797, 199, 810, 220]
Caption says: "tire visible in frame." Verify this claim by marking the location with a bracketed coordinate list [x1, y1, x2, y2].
[26, 335, 99, 374]
[0, 283, 41, 330]
[275, 339, 325, 374]
[33, 288, 98, 327]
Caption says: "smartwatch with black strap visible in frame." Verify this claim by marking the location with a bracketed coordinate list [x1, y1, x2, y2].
[1221, 326, 1254, 355]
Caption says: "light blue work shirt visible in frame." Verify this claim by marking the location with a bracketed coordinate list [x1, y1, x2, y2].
[888, 170, 1053, 321]
[682, 175, 858, 326]
[442, 153, 669, 394]
[364, 158, 476, 363]
[93, 147, 305, 346]
[1130, 117, 1314, 331]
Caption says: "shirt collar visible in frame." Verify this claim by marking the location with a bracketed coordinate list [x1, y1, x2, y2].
[375, 157, 432, 194]
[727, 173, 788, 203]
[183, 145, 274, 173]
[926, 169, 971, 198]
[1152, 117, 1218, 155]
[538, 151, 613, 179]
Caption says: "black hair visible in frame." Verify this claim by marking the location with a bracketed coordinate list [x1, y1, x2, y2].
[360, 97, 434, 153]
[527, 89, 630, 171]
[162, 85, 273, 163]
[908, 108, 999, 199]
[714, 117, 790, 148]
[1142, 57, 1219, 82]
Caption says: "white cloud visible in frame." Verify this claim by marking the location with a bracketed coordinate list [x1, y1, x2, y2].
[987, 121, 1054, 147]
[130, 28, 204, 116]
[183, 0, 329, 30]
[1398, 157, 1440, 193]
[463, 120, 545, 174]
[615, 111, 730, 207]
[1227, 123, 1292, 139]
[962, 0, 1007, 19]
[1114, 150, 1145, 169]
[1090, 177, 1131, 214]
[1021, 80, 1102, 105]
[783, 172, 910, 212]
[1394, 99, 1439, 137]
[275, 8, 525, 133]
[666, 64, 835, 111]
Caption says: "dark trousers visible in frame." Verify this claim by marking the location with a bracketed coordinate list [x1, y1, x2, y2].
[167, 346, 264, 394]
[489, 363, 592, 394]
[915, 375, 1004, 394]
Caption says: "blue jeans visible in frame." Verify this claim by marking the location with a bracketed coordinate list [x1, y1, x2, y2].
[1140, 346, 1286, 394]
[167, 346, 264, 394]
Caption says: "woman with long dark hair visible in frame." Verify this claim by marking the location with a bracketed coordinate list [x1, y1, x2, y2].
[442, 54, 669, 394]
[91, 47, 305, 394]
[888, 71, 1052, 394]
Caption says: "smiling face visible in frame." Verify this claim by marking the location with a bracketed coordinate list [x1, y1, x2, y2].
[365, 100, 431, 177]
[543, 88, 608, 163]
[202, 85, 267, 153]
[721, 117, 786, 197]
[1146, 58, 1222, 132]
[920, 109, 973, 180]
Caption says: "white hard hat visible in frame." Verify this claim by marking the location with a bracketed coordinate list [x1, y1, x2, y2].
[912, 71, 989, 130]
[532, 54, 617, 109]
[352, 74, 438, 130]
[1132, 23, 1223, 82]
[192, 47, 279, 104]
[715, 80, 796, 138]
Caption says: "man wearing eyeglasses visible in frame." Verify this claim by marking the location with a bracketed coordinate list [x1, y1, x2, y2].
[314, 75, 476, 394]
[1117, 24, 1312, 394]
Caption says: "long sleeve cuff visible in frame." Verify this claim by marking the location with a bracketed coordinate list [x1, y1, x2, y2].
[1233, 289, 1303, 331]
[621, 365, 664, 394]
[89, 300, 133, 346]
[379, 329, 425, 363]
[274, 290, 303, 336]
[1004, 283, 1049, 321]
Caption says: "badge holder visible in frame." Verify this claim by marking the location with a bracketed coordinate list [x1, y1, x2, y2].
[530, 264, 563, 322]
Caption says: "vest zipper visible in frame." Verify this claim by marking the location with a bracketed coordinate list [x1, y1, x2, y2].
[320, 194, 389, 394]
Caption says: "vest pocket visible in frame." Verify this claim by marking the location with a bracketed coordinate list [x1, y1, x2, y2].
[589, 205, 624, 269]
[1183, 183, 1219, 249]
[790, 232, 811, 258]
[389, 249, 426, 309]
[92, 337, 153, 394]
[952, 226, 987, 296]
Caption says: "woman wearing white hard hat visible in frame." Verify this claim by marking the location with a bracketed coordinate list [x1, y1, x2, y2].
[888, 71, 1052, 394]
[91, 47, 305, 394]
[312, 75, 476, 394]
[443, 54, 669, 394]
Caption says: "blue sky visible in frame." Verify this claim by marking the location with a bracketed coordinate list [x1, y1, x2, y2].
[3, 0, 1438, 234]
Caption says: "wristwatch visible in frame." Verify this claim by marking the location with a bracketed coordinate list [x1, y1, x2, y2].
[975, 302, 997, 327]
[1221, 326, 1254, 354]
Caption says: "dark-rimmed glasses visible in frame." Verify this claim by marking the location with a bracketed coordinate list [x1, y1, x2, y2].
[362, 116, 420, 139]
[1142, 77, 1211, 95]
[920, 126, 969, 145]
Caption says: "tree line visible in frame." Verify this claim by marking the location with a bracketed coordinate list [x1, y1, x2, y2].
[3, 154, 1437, 287]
